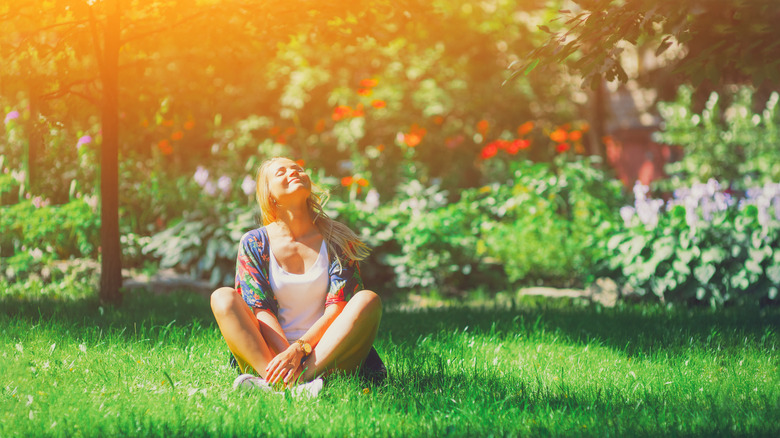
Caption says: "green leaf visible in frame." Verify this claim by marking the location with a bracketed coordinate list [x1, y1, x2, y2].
[766, 264, 780, 284]
[701, 247, 726, 264]
[694, 263, 716, 284]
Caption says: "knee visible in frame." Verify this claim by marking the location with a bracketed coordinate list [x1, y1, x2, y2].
[210, 286, 239, 315]
[351, 290, 382, 319]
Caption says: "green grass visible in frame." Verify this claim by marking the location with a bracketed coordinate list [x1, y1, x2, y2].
[2, 278, 779, 437]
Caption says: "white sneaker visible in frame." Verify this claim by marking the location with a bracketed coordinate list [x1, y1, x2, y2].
[233, 374, 323, 398]
[232, 374, 271, 391]
[289, 378, 324, 398]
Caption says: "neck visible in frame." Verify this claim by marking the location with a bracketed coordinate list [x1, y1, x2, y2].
[273, 202, 316, 239]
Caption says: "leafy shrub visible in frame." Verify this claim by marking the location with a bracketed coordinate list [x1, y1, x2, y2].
[330, 157, 625, 292]
[656, 86, 780, 191]
[606, 180, 780, 306]
[330, 179, 500, 294]
[0, 196, 100, 279]
[477, 157, 625, 287]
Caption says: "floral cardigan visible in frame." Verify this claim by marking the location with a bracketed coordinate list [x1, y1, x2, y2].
[234, 226, 363, 315]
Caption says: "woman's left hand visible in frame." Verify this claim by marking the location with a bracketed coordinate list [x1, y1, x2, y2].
[265, 344, 304, 386]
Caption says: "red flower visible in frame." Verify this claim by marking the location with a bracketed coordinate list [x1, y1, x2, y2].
[158, 139, 173, 155]
[568, 130, 582, 142]
[477, 119, 490, 135]
[371, 100, 386, 109]
[357, 88, 373, 96]
[356, 178, 369, 187]
[480, 143, 498, 159]
[170, 131, 184, 141]
[556, 142, 570, 153]
[360, 78, 378, 88]
[352, 103, 365, 118]
[550, 129, 567, 143]
[517, 121, 534, 136]
[403, 124, 427, 147]
[332, 105, 353, 121]
[507, 139, 530, 154]
[341, 176, 354, 187]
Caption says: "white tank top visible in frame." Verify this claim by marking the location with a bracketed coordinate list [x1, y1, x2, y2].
[268, 240, 329, 343]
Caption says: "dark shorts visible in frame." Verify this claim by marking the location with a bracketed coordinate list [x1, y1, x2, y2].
[229, 346, 387, 384]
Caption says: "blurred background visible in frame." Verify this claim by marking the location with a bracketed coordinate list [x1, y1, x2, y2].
[2, 0, 779, 307]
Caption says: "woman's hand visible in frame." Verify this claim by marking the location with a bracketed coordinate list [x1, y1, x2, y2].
[264, 344, 305, 387]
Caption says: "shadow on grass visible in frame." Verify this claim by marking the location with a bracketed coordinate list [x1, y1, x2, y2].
[3, 287, 779, 355]
[0, 287, 216, 340]
[380, 297, 780, 355]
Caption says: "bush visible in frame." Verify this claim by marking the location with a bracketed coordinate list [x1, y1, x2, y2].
[606, 180, 780, 306]
[477, 157, 625, 287]
[656, 86, 780, 191]
[0, 196, 100, 279]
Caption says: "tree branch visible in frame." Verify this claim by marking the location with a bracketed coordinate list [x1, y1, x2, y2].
[119, 7, 217, 45]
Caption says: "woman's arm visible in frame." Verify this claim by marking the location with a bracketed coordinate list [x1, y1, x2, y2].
[264, 302, 346, 385]
[254, 308, 289, 355]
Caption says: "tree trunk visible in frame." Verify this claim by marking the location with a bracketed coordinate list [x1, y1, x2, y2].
[589, 78, 607, 162]
[27, 82, 41, 194]
[99, 0, 122, 305]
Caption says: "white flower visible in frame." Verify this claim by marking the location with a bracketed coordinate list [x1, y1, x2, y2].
[632, 181, 649, 202]
[619, 206, 635, 225]
[365, 189, 380, 209]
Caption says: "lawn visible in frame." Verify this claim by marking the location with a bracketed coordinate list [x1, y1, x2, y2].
[2, 278, 779, 437]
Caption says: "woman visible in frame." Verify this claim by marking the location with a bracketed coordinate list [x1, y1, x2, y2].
[210, 157, 384, 392]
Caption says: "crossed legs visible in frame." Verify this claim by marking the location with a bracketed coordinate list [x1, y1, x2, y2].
[210, 287, 382, 382]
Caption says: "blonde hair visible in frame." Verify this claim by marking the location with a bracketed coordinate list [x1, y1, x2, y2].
[255, 157, 370, 263]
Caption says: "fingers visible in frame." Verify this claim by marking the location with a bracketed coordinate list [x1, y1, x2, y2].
[265, 357, 296, 385]
[283, 363, 303, 386]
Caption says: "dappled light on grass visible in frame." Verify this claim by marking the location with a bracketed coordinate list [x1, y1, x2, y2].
[2, 281, 779, 436]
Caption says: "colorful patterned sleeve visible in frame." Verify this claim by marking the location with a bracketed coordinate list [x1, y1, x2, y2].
[234, 229, 278, 315]
[325, 245, 364, 308]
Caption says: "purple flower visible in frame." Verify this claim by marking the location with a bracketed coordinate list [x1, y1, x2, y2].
[774, 197, 780, 222]
[203, 181, 217, 196]
[241, 175, 256, 196]
[194, 166, 209, 187]
[217, 176, 232, 195]
[4, 110, 19, 124]
[76, 135, 92, 149]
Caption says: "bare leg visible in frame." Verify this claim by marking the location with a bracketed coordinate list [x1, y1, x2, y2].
[210, 287, 277, 377]
[301, 290, 382, 381]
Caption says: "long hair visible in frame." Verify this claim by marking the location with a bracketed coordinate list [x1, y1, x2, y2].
[255, 158, 370, 263]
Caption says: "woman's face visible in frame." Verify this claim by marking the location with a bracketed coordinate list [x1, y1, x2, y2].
[266, 158, 311, 206]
